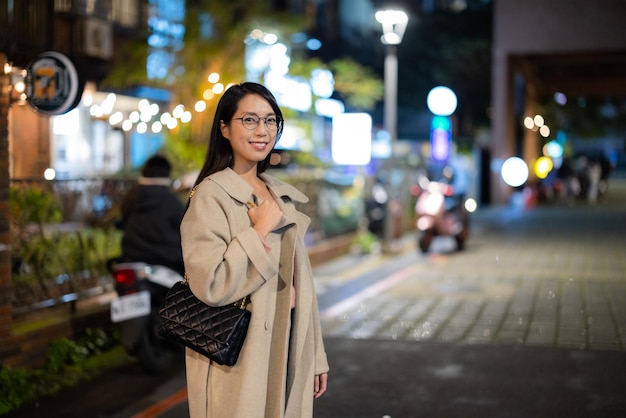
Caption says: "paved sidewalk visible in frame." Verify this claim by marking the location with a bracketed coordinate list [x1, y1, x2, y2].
[315, 338, 626, 418]
[312, 177, 626, 417]
[316, 179, 626, 352]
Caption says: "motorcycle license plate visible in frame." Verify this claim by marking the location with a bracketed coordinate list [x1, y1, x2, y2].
[110, 291, 151, 323]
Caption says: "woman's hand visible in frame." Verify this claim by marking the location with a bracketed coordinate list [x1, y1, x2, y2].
[248, 200, 282, 238]
[314, 373, 328, 398]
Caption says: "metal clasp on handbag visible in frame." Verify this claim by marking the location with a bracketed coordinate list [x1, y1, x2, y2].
[238, 295, 250, 309]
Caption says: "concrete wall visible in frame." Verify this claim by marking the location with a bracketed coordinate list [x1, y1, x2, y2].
[495, 0, 626, 53]
[490, 0, 626, 204]
[9, 105, 51, 178]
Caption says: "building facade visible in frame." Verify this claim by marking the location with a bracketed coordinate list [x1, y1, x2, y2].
[0, 0, 181, 361]
[491, 0, 626, 203]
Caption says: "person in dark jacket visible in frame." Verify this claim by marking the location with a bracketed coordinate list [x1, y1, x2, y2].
[119, 154, 185, 275]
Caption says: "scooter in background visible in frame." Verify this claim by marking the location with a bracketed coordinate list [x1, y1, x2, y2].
[413, 173, 474, 253]
[107, 258, 181, 374]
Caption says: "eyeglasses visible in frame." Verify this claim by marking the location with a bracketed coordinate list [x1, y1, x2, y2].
[233, 113, 282, 131]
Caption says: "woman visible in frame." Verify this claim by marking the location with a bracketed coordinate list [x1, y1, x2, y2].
[180, 82, 329, 418]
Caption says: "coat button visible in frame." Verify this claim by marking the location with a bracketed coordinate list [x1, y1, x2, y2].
[264, 320, 271, 330]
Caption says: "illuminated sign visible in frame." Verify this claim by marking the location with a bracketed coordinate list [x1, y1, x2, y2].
[25, 51, 82, 116]
[430, 116, 451, 161]
[332, 113, 372, 165]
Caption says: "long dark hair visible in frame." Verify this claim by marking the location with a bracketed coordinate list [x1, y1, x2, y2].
[191, 82, 284, 189]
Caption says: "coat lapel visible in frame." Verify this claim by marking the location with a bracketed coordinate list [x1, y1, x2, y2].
[261, 173, 311, 235]
[207, 168, 255, 205]
[205, 169, 311, 233]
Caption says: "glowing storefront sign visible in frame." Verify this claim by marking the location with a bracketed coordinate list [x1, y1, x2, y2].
[332, 113, 372, 165]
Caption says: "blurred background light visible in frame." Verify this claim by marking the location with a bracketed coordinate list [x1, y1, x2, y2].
[180, 111, 192, 123]
[306, 38, 322, 50]
[544, 140, 563, 158]
[160, 112, 172, 124]
[203, 89, 215, 100]
[534, 156, 553, 179]
[53, 109, 80, 135]
[464, 198, 477, 213]
[311, 68, 334, 98]
[108, 111, 123, 125]
[501, 156, 529, 187]
[207, 72, 220, 83]
[194, 100, 207, 112]
[43, 168, 56, 180]
[315, 98, 344, 118]
[166, 118, 178, 130]
[172, 104, 184, 118]
[262, 32, 278, 44]
[427, 86, 458, 116]
[554, 92, 567, 105]
[332, 113, 372, 165]
[523, 116, 534, 129]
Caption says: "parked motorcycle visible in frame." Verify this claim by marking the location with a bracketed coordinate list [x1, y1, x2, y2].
[107, 257, 181, 374]
[413, 174, 473, 253]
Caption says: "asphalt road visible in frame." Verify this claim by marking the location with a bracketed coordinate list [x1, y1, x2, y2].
[7, 177, 626, 418]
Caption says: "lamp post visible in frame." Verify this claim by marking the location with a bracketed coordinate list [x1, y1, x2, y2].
[376, 9, 408, 252]
[376, 10, 407, 147]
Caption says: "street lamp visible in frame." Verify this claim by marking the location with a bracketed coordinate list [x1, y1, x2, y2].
[376, 9, 408, 146]
[376, 9, 408, 252]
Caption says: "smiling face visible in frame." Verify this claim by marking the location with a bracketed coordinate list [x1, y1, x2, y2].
[220, 93, 278, 175]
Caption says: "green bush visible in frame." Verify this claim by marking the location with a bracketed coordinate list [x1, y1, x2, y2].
[11, 227, 122, 285]
[0, 366, 40, 414]
[10, 185, 122, 287]
[0, 328, 123, 414]
[353, 230, 380, 254]
[46, 338, 88, 374]
[9, 186, 63, 228]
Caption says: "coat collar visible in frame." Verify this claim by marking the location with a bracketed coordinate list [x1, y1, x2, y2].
[206, 167, 309, 205]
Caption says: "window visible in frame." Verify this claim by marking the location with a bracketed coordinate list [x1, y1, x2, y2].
[112, 0, 139, 28]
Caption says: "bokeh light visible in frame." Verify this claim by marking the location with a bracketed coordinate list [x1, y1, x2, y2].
[426, 86, 458, 116]
[501, 157, 529, 187]
[194, 100, 207, 112]
[43, 168, 56, 180]
[543, 140, 563, 158]
[464, 198, 477, 213]
[534, 156, 553, 179]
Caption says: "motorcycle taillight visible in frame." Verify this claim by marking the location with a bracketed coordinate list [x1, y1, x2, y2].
[113, 269, 137, 287]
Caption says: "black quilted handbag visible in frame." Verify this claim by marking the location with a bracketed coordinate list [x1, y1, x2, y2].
[158, 279, 251, 366]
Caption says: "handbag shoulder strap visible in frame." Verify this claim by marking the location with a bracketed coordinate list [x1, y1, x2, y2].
[184, 183, 251, 310]
[182, 272, 250, 309]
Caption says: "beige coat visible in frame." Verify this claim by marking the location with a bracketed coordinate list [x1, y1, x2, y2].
[180, 168, 329, 418]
